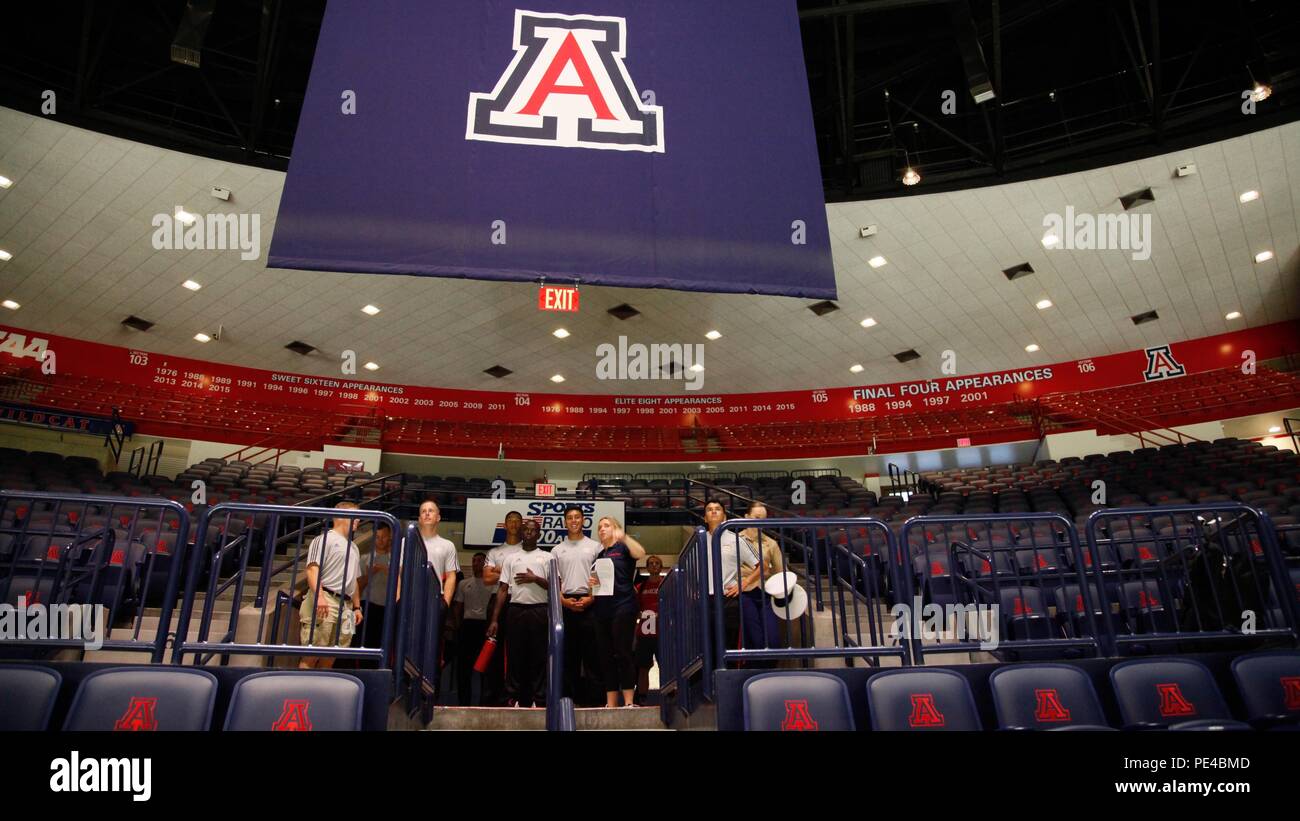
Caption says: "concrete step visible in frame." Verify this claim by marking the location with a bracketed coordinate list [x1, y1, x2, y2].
[423, 705, 666, 731]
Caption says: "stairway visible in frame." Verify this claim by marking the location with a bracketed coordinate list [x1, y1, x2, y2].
[415, 705, 666, 731]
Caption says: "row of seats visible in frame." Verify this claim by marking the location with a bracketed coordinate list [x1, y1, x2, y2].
[744, 653, 1300, 731]
[3, 666, 365, 731]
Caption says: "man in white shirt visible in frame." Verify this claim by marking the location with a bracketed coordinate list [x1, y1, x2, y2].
[417, 499, 459, 608]
[487, 519, 554, 708]
[451, 552, 493, 705]
[300, 502, 364, 669]
[551, 504, 601, 705]
[482, 509, 523, 705]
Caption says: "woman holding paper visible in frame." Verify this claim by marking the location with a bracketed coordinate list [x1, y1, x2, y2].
[590, 515, 646, 708]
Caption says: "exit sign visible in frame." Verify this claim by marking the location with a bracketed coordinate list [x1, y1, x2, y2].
[535, 483, 556, 497]
[538, 285, 579, 312]
[956, 437, 972, 447]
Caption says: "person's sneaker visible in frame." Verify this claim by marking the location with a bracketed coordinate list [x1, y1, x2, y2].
[622, 703, 638, 708]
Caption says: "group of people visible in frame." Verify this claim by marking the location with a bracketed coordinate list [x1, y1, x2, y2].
[295, 499, 668, 709]
[295, 494, 793, 704]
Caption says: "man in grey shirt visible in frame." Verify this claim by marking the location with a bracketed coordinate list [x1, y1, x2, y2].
[452, 552, 492, 705]
[551, 504, 602, 705]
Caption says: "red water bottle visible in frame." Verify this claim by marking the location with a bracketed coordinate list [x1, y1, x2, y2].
[473, 637, 497, 673]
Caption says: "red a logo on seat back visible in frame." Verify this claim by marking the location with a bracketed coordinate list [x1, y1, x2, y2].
[1281, 677, 1300, 711]
[1036, 555, 1050, 569]
[930, 561, 944, 577]
[114, 697, 158, 731]
[908, 693, 945, 728]
[1137, 546, 1155, 561]
[271, 699, 313, 731]
[1156, 683, 1196, 718]
[780, 699, 819, 731]
[110, 549, 125, 565]
[1137, 590, 1160, 608]
[1034, 688, 1072, 723]
[1013, 597, 1033, 616]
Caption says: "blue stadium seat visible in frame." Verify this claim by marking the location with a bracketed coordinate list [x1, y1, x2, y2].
[988, 663, 1113, 730]
[867, 669, 982, 731]
[63, 667, 218, 731]
[0, 665, 63, 730]
[224, 671, 364, 731]
[1109, 658, 1251, 731]
[1230, 651, 1300, 729]
[742, 671, 855, 731]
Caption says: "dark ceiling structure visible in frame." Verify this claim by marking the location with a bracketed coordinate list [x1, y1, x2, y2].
[2, 0, 1298, 200]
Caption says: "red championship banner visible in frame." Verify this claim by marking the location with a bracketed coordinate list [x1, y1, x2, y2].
[1, 322, 1296, 428]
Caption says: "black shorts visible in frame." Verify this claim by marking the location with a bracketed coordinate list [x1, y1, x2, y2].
[635, 633, 658, 667]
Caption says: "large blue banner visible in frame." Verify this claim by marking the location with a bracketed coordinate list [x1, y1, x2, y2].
[268, 1, 835, 299]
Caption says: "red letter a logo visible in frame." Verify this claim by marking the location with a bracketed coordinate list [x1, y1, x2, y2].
[1281, 676, 1300, 711]
[114, 697, 158, 731]
[517, 32, 615, 120]
[908, 693, 945, 728]
[780, 699, 819, 731]
[1156, 683, 1196, 718]
[1033, 688, 1071, 723]
[272, 699, 313, 731]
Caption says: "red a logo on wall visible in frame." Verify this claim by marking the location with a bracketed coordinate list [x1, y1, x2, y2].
[1142, 344, 1186, 381]
[114, 697, 158, 731]
[1033, 688, 1072, 723]
[780, 699, 819, 731]
[1281, 676, 1300, 711]
[1156, 683, 1197, 718]
[908, 693, 946, 728]
[271, 699, 313, 731]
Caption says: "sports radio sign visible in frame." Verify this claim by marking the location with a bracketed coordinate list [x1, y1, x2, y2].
[464, 499, 626, 547]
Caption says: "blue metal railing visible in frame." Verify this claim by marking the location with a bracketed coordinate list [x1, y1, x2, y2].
[658, 527, 713, 721]
[544, 558, 571, 731]
[0, 490, 191, 662]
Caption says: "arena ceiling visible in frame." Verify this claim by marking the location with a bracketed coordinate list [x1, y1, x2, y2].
[0, 1, 1297, 396]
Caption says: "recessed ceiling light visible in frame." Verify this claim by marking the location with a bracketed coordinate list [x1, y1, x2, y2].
[1035, 299, 1053, 310]
[361, 304, 381, 316]
[860, 317, 877, 328]
[868, 255, 887, 268]
[689, 363, 704, 373]
[901, 167, 921, 186]
[1268, 425, 1282, 434]
[553, 328, 570, 339]
[175, 207, 197, 226]
[705, 330, 722, 340]
[849, 364, 864, 374]
[0, 250, 11, 262]
[550, 374, 565, 383]
[2, 299, 19, 310]
[0, 175, 12, 188]
[194, 333, 211, 343]
[182, 280, 201, 291]
[1025, 343, 1040, 352]
[1041, 233, 1059, 248]
[364, 361, 379, 371]
[1239, 190, 1260, 203]
[1254, 250, 1273, 263]
[1250, 83, 1272, 103]
[1225, 311, 1242, 320]
[987, 410, 995, 415]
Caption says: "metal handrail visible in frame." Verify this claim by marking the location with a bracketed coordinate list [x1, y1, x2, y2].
[544, 559, 568, 731]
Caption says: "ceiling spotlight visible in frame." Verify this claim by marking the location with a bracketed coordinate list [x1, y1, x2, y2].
[868, 255, 887, 268]
[689, 363, 704, 373]
[1239, 190, 1260, 203]
[361, 304, 381, 316]
[550, 374, 565, 383]
[860, 317, 877, 328]
[849, 364, 864, 374]
[1036, 299, 1053, 310]
[364, 361, 380, 371]
[0, 175, 11, 188]
[1025, 343, 1040, 352]
[1249, 83, 1272, 103]
[1255, 250, 1274, 263]
[705, 330, 722, 340]
[194, 333, 211, 343]
[175, 207, 197, 226]
[1225, 311, 1242, 320]
[0, 250, 11, 262]
[182, 280, 201, 291]
[901, 167, 921, 186]
[552, 328, 570, 339]
[1, 299, 19, 310]
[1041, 233, 1060, 248]
[1268, 425, 1282, 434]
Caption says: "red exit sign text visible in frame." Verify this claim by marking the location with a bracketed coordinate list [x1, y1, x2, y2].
[538, 286, 579, 312]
